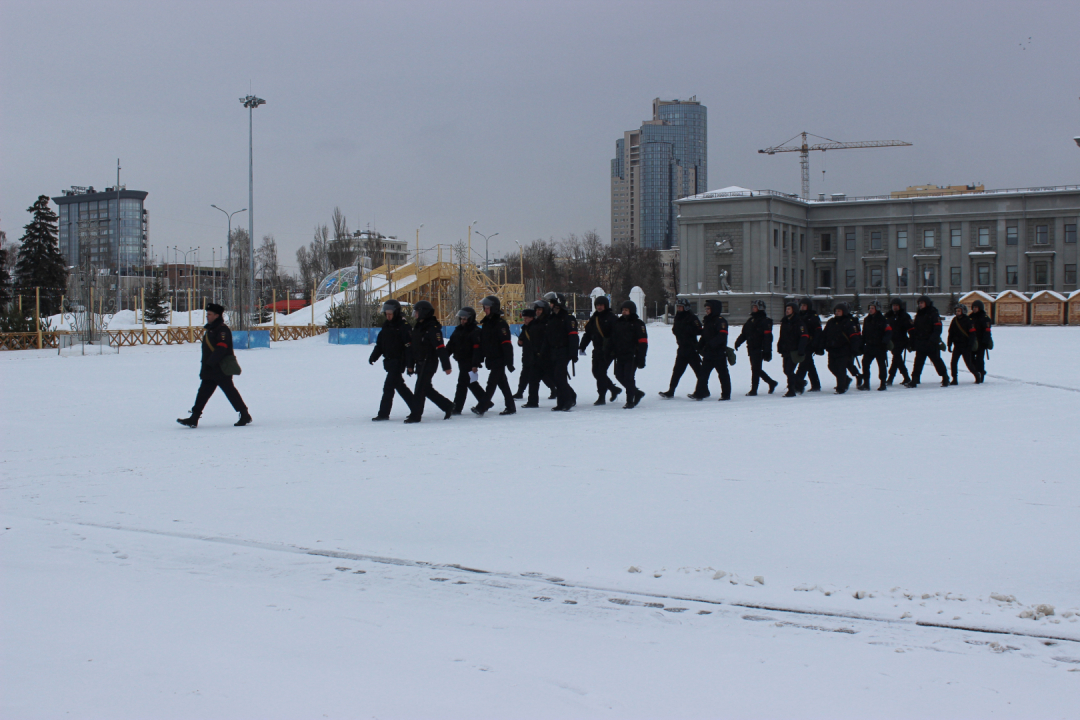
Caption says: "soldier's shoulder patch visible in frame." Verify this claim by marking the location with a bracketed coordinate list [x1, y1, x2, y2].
[570, 318, 578, 328]
[500, 327, 509, 336]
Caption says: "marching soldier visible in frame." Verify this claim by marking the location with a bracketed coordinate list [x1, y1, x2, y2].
[690, 299, 731, 401]
[659, 298, 703, 399]
[542, 292, 579, 411]
[969, 299, 992, 383]
[177, 302, 251, 428]
[405, 300, 454, 423]
[777, 301, 809, 397]
[796, 297, 823, 392]
[859, 301, 892, 391]
[822, 303, 862, 394]
[906, 295, 950, 388]
[473, 295, 516, 416]
[579, 295, 621, 405]
[612, 300, 648, 408]
[885, 298, 912, 386]
[734, 300, 778, 395]
[513, 307, 536, 400]
[445, 306, 485, 414]
[947, 304, 978, 385]
[368, 299, 415, 421]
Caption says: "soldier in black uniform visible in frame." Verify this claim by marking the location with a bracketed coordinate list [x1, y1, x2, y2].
[513, 307, 536, 399]
[969, 299, 992, 383]
[906, 295, 949, 388]
[947, 304, 978, 385]
[611, 300, 648, 408]
[405, 300, 454, 423]
[777, 301, 809, 397]
[368, 299, 415, 421]
[734, 300, 778, 395]
[659, 298, 703, 399]
[859, 301, 892, 391]
[885, 298, 912, 386]
[822, 303, 863, 394]
[445, 306, 485, 414]
[578, 296, 621, 405]
[525, 299, 552, 407]
[691, 299, 731, 401]
[177, 303, 251, 427]
[907, 295, 950, 390]
[473, 295, 516, 416]
[796, 297, 823, 392]
[543, 292, 579, 411]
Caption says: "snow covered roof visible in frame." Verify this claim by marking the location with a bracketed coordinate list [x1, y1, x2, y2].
[1068, 290, 1080, 300]
[959, 290, 995, 304]
[995, 290, 1029, 302]
[1030, 289, 1066, 302]
[679, 186, 758, 201]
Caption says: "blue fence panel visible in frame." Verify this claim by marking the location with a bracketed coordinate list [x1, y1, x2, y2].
[509, 323, 522, 337]
[328, 328, 376, 344]
[233, 330, 270, 349]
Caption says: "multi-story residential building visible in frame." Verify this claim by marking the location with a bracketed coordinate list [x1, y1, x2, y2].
[611, 97, 707, 250]
[355, 230, 409, 267]
[675, 184, 1080, 317]
[53, 186, 148, 271]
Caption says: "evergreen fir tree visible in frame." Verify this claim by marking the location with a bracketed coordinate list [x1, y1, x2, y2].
[14, 196, 68, 315]
[0, 225, 12, 310]
[143, 278, 170, 324]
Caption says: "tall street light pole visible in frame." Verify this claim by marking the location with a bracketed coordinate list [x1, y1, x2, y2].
[211, 205, 246, 321]
[241, 94, 266, 330]
[474, 230, 498, 275]
[115, 159, 122, 312]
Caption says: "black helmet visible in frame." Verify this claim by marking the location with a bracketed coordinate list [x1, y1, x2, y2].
[521, 307, 535, 318]
[414, 300, 434, 320]
[480, 295, 501, 315]
[675, 297, 690, 309]
[955, 303, 968, 314]
[917, 295, 932, 307]
[704, 298, 723, 314]
[621, 300, 637, 314]
[594, 295, 609, 308]
[867, 300, 880, 311]
[457, 306, 476, 321]
[752, 299, 767, 311]
[785, 301, 799, 313]
[972, 299, 985, 312]
[543, 291, 565, 307]
[833, 302, 848, 314]
[798, 297, 813, 311]
[533, 299, 550, 311]
[381, 299, 401, 315]
[889, 297, 903, 309]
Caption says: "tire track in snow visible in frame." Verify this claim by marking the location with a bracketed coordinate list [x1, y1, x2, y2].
[985, 374, 1080, 393]
[39, 516, 1080, 645]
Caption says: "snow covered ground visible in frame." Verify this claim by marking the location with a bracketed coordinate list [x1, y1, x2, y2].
[2, 324, 1078, 718]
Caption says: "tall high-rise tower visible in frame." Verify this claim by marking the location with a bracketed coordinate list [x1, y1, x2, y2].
[611, 97, 706, 249]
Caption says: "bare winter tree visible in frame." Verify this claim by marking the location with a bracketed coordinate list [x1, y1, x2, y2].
[327, 207, 355, 269]
[296, 223, 332, 291]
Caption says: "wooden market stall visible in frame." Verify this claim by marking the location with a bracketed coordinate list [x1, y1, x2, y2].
[993, 290, 1029, 325]
[1029, 290, 1066, 325]
[1067, 290, 1080, 326]
[958, 290, 994, 314]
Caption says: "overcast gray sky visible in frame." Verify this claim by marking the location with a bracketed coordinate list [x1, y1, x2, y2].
[2, 0, 1077, 273]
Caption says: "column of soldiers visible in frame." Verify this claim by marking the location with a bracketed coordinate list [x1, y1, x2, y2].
[177, 293, 993, 428]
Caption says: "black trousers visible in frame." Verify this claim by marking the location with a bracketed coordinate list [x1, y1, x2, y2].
[911, 348, 948, 384]
[667, 349, 702, 392]
[191, 373, 247, 417]
[614, 357, 638, 400]
[379, 367, 414, 418]
[888, 349, 910, 383]
[796, 354, 821, 390]
[592, 352, 619, 396]
[550, 356, 576, 408]
[483, 362, 516, 411]
[748, 351, 776, 392]
[950, 347, 977, 381]
[861, 348, 888, 386]
[827, 350, 852, 390]
[411, 362, 452, 418]
[453, 360, 485, 413]
[974, 348, 988, 376]
[517, 363, 531, 395]
[782, 354, 801, 392]
[527, 361, 546, 405]
[693, 356, 731, 399]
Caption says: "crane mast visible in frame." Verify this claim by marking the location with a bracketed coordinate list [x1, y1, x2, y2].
[759, 131, 913, 200]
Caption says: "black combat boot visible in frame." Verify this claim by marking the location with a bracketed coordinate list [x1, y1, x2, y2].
[177, 415, 199, 428]
[235, 412, 252, 426]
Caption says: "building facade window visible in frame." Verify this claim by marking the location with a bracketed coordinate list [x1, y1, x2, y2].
[897, 230, 908, 249]
[773, 229, 778, 248]
[870, 231, 882, 250]
[978, 227, 990, 247]
[782, 230, 787, 249]
[845, 232, 856, 251]
[845, 269, 856, 288]
[1035, 225, 1048, 244]
[1065, 264, 1077, 284]
[819, 268, 832, 288]
[800, 269, 805, 290]
[898, 267, 908, 288]
[923, 229, 935, 248]
[1006, 226, 1018, 245]
[774, 266, 779, 286]
[1033, 262, 1049, 285]
[800, 233, 805, 252]
[951, 228, 962, 247]
[869, 266, 883, 288]
[977, 264, 991, 286]
[1006, 265, 1018, 285]
[921, 266, 937, 289]
[1065, 224, 1077, 243]
[950, 267, 962, 287]
[821, 233, 832, 252]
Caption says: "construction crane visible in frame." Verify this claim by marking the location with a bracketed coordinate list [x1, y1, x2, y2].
[759, 131, 912, 200]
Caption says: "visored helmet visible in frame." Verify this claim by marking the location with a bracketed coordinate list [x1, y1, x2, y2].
[543, 291, 565, 307]
[457, 306, 476, 321]
[480, 295, 501, 314]
[413, 300, 435, 320]
[533, 299, 550, 311]
[621, 300, 637, 314]
[381, 299, 401, 314]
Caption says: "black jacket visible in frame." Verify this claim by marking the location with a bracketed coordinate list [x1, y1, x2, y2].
[544, 307, 579, 361]
[948, 314, 976, 351]
[446, 321, 482, 367]
[697, 313, 730, 362]
[910, 300, 944, 353]
[885, 309, 912, 352]
[579, 308, 616, 357]
[861, 311, 893, 351]
[200, 316, 234, 379]
[970, 309, 992, 348]
[409, 317, 451, 372]
[516, 320, 542, 367]
[735, 309, 773, 356]
[823, 313, 862, 355]
[369, 316, 412, 371]
[801, 309, 824, 355]
[479, 313, 514, 368]
[777, 311, 810, 356]
[671, 310, 703, 352]
[612, 312, 648, 367]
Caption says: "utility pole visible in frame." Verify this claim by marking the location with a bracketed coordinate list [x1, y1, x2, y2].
[115, 159, 122, 311]
[241, 94, 266, 330]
